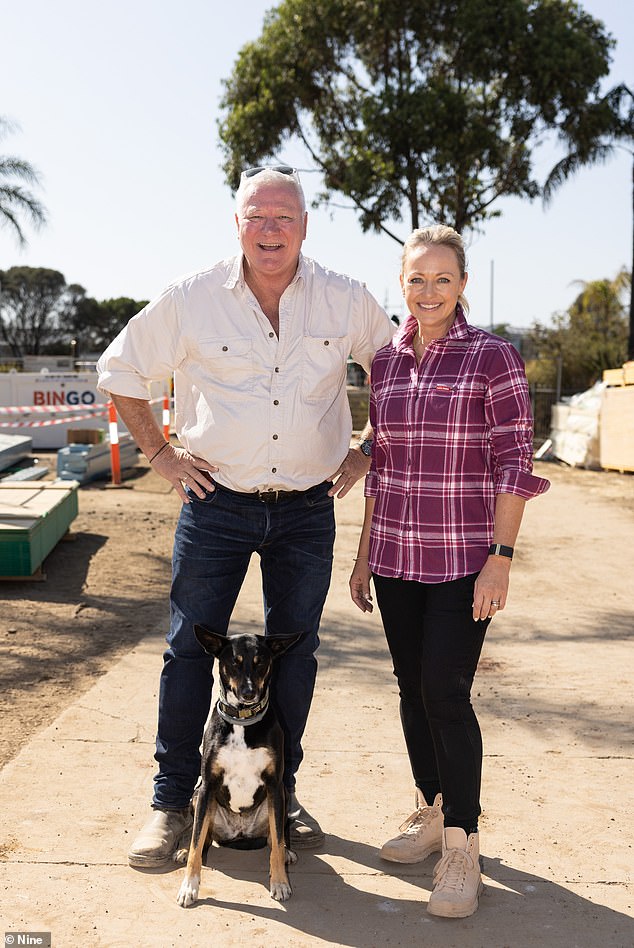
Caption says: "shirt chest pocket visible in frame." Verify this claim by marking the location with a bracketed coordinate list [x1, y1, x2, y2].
[302, 335, 348, 401]
[423, 379, 487, 429]
[194, 337, 256, 399]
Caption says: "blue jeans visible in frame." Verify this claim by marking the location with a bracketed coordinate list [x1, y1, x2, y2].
[153, 481, 335, 809]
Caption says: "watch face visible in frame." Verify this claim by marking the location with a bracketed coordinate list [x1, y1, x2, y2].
[360, 440, 372, 456]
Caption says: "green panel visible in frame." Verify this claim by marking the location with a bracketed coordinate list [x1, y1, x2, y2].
[0, 530, 36, 575]
[0, 486, 79, 577]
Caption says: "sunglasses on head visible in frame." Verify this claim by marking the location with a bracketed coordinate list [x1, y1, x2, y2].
[241, 164, 298, 178]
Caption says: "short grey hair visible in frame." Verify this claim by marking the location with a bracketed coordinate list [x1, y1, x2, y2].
[235, 168, 306, 215]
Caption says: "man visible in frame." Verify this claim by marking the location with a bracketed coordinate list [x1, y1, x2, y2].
[97, 166, 393, 867]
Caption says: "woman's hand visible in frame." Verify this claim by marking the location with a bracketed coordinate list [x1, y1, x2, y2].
[472, 558, 510, 621]
[350, 558, 374, 613]
[151, 443, 218, 503]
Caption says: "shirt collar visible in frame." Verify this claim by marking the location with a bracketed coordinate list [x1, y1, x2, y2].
[393, 303, 470, 352]
[224, 254, 244, 290]
[223, 252, 307, 291]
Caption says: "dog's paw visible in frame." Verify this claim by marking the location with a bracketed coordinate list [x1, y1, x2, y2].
[270, 879, 292, 902]
[176, 874, 200, 908]
[286, 847, 297, 865]
[173, 846, 188, 864]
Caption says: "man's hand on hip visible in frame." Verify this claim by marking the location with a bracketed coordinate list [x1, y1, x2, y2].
[151, 444, 218, 504]
[327, 447, 371, 499]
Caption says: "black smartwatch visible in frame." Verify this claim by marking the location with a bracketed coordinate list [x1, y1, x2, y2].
[488, 543, 514, 559]
[358, 439, 373, 457]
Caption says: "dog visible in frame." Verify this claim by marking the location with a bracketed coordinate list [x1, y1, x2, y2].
[176, 625, 303, 907]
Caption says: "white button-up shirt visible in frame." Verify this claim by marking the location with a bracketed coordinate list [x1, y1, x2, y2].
[97, 253, 393, 492]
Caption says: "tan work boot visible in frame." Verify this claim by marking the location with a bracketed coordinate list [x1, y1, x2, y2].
[427, 826, 483, 918]
[128, 806, 193, 868]
[288, 793, 325, 848]
[380, 792, 443, 863]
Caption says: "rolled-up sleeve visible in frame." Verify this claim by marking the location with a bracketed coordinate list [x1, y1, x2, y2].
[486, 346, 550, 499]
[97, 285, 184, 398]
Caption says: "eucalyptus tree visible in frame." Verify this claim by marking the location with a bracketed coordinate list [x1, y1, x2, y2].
[219, 0, 613, 241]
[0, 267, 73, 356]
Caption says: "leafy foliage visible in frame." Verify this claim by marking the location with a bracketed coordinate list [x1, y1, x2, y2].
[525, 270, 630, 392]
[543, 84, 634, 358]
[0, 266, 146, 357]
[0, 267, 70, 356]
[0, 117, 47, 246]
[65, 295, 149, 355]
[219, 0, 613, 239]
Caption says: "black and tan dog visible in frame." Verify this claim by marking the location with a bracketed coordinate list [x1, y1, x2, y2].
[176, 625, 302, 907]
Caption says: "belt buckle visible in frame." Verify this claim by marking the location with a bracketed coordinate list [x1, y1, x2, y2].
[258, 489, 279, 503]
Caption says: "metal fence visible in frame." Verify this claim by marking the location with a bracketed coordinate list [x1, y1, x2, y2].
[531, 386, 578, 444]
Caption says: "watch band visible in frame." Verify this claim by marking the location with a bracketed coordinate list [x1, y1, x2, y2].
[488, 543, 514, 559]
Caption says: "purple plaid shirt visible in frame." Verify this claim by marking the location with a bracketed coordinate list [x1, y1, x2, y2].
[365, 307, 550, 583]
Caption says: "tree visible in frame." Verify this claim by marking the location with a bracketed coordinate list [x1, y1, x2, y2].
[0, 267, 78, 356]
[64, 296, 148, 355]
[0, 117, 47, 247]
[219, 0, 613, 241]
[0, 266, 148, 357]
[543, 84, 634, 359]
[525, 270, 629, 392]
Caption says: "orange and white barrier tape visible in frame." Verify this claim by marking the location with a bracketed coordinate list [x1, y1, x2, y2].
[0, 410, 109, 428]
[0, 396, 166, 413]
[0, 403, 105, 415]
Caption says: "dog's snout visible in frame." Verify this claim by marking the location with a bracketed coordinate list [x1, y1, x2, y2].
[240, 680, 257, 702]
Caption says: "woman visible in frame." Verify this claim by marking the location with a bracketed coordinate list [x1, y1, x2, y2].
[350, 225, 549, 918]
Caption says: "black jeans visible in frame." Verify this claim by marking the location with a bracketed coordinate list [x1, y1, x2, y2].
[373, 572, 489, 831]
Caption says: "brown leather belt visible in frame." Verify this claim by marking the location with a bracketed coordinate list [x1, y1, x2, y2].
[213, 481, 315, 504]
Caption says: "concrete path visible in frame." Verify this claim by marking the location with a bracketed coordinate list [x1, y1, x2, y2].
[1, 465, 633, 947]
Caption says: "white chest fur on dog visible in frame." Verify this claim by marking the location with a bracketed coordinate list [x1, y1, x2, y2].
[216, 727, 273, 811]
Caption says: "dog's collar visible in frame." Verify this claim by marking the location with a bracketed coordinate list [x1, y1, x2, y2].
[216, 688, 270, 727]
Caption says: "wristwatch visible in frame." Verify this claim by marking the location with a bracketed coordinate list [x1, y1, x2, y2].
[488, 543, 514, 559]
[358, 439, 373, 457]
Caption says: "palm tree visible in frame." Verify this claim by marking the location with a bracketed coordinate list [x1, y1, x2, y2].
[0, 117, 47, 247]
[543, 84, 634, 360]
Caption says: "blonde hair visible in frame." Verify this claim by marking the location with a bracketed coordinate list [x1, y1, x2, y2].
[402, 224, 469, 313]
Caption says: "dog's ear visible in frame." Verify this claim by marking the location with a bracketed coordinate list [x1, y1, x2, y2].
[194, 624, 230, 657]
[266, 632, 304, 659]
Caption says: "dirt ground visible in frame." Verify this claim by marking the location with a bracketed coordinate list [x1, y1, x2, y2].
[0, 453, 181, 768]
[1, 451, 633, 771]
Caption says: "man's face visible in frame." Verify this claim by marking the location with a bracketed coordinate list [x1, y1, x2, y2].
[236, 180, 307, 285]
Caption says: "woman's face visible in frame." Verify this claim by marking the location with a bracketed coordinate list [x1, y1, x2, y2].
[400, 243, 468, 339]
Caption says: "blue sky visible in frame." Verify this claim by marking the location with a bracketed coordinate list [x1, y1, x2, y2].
[1, 0, 631, 329]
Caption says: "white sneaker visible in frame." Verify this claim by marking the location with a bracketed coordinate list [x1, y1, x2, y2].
[427, 827, 484, 918]
[380, 792, 443, 864]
